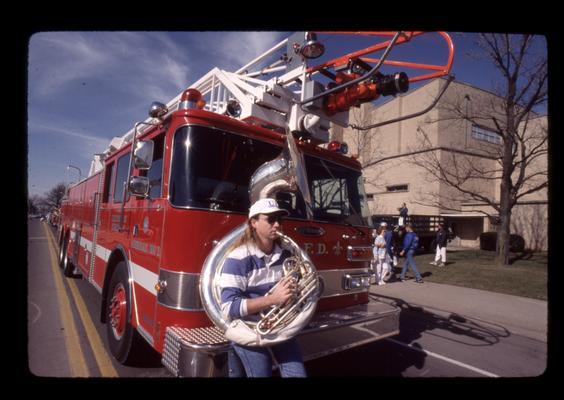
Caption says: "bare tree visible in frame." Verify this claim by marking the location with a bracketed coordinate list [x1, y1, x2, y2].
[348, 104, 372, 161]
[411, 34, 548, 265]
[42, 182, 68, 210]
[28, 194, 43, 215]
[347, 103, 390, 193]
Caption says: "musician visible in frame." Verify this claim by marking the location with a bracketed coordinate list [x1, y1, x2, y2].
[219, 198, 307, 377]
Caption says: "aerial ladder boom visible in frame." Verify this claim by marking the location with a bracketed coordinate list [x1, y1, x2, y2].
[89, 31, 454, 176]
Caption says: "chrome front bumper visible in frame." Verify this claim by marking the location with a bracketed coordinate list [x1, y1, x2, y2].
[298, 301, 400, 361]
[162, 300, 400, 377]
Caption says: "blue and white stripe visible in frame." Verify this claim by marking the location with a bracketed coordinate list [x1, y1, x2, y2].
[219, 242, 291, 322]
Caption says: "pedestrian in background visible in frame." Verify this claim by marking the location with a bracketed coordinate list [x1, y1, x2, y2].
[374, 225, 390, 285]
[430, 223, 447, 267]
[370, 228, 378, 284]
[399, 223, 423, 283]
[382, 222, 394, 280]
[398, 203, 408, 226]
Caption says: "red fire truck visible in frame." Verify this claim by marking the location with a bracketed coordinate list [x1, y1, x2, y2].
[58, 31, 454, 376]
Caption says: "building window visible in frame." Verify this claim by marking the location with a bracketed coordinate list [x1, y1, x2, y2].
[367, 194, 374, 200]
[386, 184, 408, 192]
[471, 125, 502, 145]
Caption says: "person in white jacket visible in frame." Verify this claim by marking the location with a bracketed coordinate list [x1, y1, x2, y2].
[373, 225, 391, 285]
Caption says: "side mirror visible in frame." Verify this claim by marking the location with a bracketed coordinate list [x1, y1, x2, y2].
[129, 176, 150, 198]
[133, 140, 154, 170]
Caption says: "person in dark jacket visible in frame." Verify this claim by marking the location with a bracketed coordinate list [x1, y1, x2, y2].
[430, 223, 448, 267]
[399, 223, 423, 283]
[398, 203, 408, 226]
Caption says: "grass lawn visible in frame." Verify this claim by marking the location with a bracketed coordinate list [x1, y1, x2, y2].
[393, 249, 548, 301]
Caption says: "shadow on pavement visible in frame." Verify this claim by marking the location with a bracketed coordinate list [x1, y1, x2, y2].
[370, 292, 512, 348]
[124, 340, 163, 368]
[312, 292, 513, 376]
[306, 331, 427, 376]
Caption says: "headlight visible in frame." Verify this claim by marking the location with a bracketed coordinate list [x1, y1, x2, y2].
[343, 273, 372, 290]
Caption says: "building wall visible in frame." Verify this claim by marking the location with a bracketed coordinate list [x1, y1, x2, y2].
[336, 78, 548, 250]
[511, 203, 548, 251]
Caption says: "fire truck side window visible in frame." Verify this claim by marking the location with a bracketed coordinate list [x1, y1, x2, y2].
[139, 133, 164, 199]
[102, 162, 115, 203]
[113, 152, 131, 203]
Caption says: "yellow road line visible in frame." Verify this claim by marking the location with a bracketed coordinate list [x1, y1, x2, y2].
[66, 280, 119, 377]
[44, 224, 119, 377]
[43, 223, 89, 377]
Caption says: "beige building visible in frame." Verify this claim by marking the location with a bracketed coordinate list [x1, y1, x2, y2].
[332, 78, 548, 251]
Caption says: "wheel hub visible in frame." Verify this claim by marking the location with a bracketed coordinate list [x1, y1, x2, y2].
[109, 283, 127, 340]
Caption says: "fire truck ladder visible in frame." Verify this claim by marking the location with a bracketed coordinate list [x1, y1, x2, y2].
[89, 31, 455, 177]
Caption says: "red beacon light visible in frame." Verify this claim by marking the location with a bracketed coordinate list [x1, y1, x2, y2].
[178, 88, 206, 110]
[327, 140, 348, 154]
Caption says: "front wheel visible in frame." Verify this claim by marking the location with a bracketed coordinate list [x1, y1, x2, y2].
[106, 263, 143, 364]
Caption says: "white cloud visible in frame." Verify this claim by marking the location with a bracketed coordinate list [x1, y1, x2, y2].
[27, 31, 289, 197]
[30, 32, 110, 98]
[28, 121, 108, 147]
[28, 31, 287, 110]
[29, 32, 192, 102]
[207, 31, 287, 71]
[27, 121, 106, 191]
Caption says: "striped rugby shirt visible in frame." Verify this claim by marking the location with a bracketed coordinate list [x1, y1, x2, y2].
[219, 241, 292, 323]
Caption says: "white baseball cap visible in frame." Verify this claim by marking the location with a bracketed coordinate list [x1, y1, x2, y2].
[380, 221, 388, 227]
[248, 198, 290, 219]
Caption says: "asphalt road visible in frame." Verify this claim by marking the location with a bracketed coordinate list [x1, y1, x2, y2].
[27, 219, 170, 378]
[307, 302, 546, 377]
[27, 219, 546, 378]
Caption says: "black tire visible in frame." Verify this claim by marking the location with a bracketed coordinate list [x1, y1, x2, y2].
[105, 262, 144, 365]
[60, 235, 75, 277]
[58, 233, 67, 269]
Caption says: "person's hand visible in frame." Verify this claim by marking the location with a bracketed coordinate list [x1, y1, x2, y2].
[268, 276, 297, 306]
[400, 251, 404, 257]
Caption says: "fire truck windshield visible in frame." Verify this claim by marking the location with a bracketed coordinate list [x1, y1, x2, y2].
[169, 125, 371, 227]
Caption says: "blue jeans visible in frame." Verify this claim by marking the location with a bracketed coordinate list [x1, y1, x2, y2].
[230, 338, 307, 377]
[228, 348, 246, 377]
[400, 250, 422, 280]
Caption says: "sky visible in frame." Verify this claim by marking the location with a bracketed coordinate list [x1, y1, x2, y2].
[27, 31, 548, 198]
